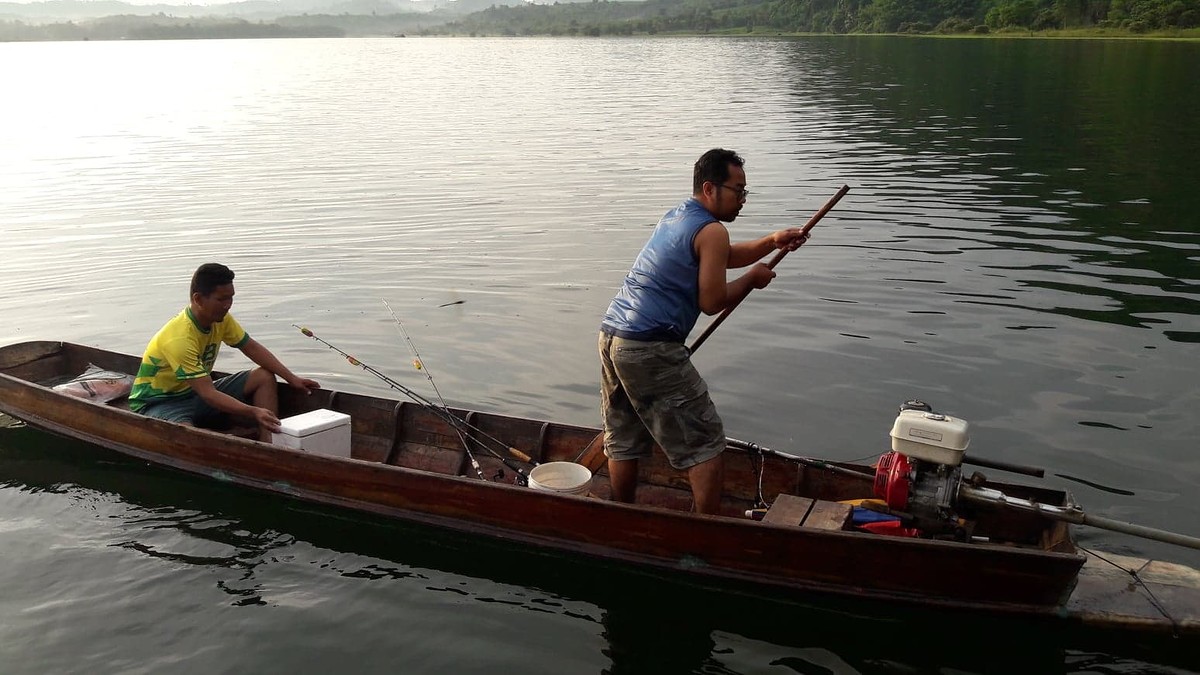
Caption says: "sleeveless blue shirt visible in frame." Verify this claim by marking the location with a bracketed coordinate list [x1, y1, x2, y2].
[601, 198, 717, 342]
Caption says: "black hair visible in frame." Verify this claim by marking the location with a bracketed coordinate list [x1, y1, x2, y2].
[693, 148, 744, 194]
[191, 263, 235, 297]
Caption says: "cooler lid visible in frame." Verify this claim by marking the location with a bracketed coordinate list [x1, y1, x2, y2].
[277, 409, 350, 436]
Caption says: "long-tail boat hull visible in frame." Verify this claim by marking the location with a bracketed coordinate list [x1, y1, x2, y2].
[1, 340, 1197, 637]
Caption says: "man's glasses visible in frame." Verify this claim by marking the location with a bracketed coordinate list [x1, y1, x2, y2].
[714, 183, 750, 200]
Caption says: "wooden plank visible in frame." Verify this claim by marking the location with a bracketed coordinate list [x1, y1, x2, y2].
[541, 423, 596, 464]
[575, 431, 606, 472]
[0, 341, 63, 371]
[763, 495, 850, 531]
[1066, 553, 1200, 631]
[804, 500, 852, 531]
[762, 494, 814, 526]
[352, 436, 392, 463]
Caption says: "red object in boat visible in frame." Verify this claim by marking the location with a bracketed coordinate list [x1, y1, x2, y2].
[859, 520, 921, 537]
[874, 451, 911, 511]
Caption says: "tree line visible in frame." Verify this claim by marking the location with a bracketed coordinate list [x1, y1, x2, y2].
[432, 0, 1200, 37]
[3, 0, 1197, 41]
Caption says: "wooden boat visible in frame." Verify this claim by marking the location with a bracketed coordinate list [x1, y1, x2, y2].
[2, 340, 1198, 638]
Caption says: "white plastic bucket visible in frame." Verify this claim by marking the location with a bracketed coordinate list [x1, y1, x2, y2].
[528, 461, 593, 496]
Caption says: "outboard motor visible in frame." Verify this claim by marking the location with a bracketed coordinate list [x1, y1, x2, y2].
[873, 401, 971, 536]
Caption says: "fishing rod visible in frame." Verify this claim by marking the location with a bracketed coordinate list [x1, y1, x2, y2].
[728, 436, 1139, 495]
[725, 438, 875, 511]
[383, 300, 452, 417]
[724, 437, 878, 482]
[295, 322, 531, 476]
[727, 438, 875, 481]
[382, 299, 518, 483]
[382, 299, 480, 479]
[292, 324, 534, 476]
[728, 437, 1051, 480]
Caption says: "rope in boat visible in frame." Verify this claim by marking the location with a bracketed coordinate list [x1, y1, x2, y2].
[293, 324, 534, 481]
[743, 442, 768, 509]
[1077, 543, 1181, 637]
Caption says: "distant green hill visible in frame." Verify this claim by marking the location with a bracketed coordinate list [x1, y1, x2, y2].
[0, 0, 513, 23]
[430, 0, 1200, 37]
[3, 0, 1197, 40]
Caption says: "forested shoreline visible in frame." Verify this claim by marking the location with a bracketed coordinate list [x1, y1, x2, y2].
[3, 0, 1198, 41]
[437, 0, 1200, 37]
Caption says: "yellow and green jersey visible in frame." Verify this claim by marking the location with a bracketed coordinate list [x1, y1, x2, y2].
[128, 307, 249, 411]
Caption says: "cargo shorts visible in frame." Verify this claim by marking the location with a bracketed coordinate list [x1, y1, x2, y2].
[598, 332, 725, 471]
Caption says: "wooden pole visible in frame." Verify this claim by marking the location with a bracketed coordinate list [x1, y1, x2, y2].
[688, 184, 850, 354]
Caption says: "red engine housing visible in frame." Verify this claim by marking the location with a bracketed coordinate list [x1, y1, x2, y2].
[873, 451, 911, 511]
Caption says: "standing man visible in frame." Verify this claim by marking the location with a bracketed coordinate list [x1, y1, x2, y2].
[129, 262, 320, 441]
[599, 149, 808, 514]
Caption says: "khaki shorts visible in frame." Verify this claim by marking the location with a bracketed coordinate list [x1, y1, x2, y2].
[598, 333, 724, 471]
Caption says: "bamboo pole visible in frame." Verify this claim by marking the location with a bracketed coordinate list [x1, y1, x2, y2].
[689, 184, 850, 353]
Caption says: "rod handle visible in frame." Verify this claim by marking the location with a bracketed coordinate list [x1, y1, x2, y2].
[507, 447, 533, 464]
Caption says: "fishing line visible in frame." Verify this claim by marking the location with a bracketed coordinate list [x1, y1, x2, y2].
[294, 323, 506, 456]
[293, 324, 533, 478]
[383, 299, 454, 420]
[383, 299, 485, 482]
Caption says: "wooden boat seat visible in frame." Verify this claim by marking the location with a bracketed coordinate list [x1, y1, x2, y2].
[762, 494, 852, 531]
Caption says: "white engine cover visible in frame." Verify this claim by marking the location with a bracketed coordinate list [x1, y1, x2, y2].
[890, 410, 970, 466]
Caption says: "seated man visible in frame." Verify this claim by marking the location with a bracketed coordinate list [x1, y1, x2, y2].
[129, 262, 319, 441]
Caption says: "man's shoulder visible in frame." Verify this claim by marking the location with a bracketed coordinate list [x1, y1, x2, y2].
[664, 196, 699, 217]
[137, 311, 201, 371]
[692, 220, 730, 260]
[662, 198, 717, 228]
[161, 309, 203, 339]
[217, 313, 247, 337]
[144, 309, 192, 347]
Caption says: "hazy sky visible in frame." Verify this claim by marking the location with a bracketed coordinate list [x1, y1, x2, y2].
[4, 1, 259, 5]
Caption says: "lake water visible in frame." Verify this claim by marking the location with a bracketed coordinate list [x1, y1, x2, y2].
[1, 36, 1198, 673]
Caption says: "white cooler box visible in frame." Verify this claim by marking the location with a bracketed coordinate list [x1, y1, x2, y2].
[272, 409, 351, 458]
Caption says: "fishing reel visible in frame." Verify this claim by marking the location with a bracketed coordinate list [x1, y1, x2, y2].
[873, 401, 972, 537]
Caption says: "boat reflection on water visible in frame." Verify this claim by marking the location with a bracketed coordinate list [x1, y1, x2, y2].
[0, 418, 1193, 675]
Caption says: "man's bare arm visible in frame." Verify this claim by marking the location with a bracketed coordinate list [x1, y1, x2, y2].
[189, 375, 280, 430]
[695, 222, 775, 315]
[240, 338, 319, 392]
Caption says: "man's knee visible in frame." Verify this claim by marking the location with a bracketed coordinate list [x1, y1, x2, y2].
[689, 451, 723, 473]
[245, 367, 276, 391]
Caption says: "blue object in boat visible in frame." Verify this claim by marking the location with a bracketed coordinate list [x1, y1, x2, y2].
[852, 506, 901, 525]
